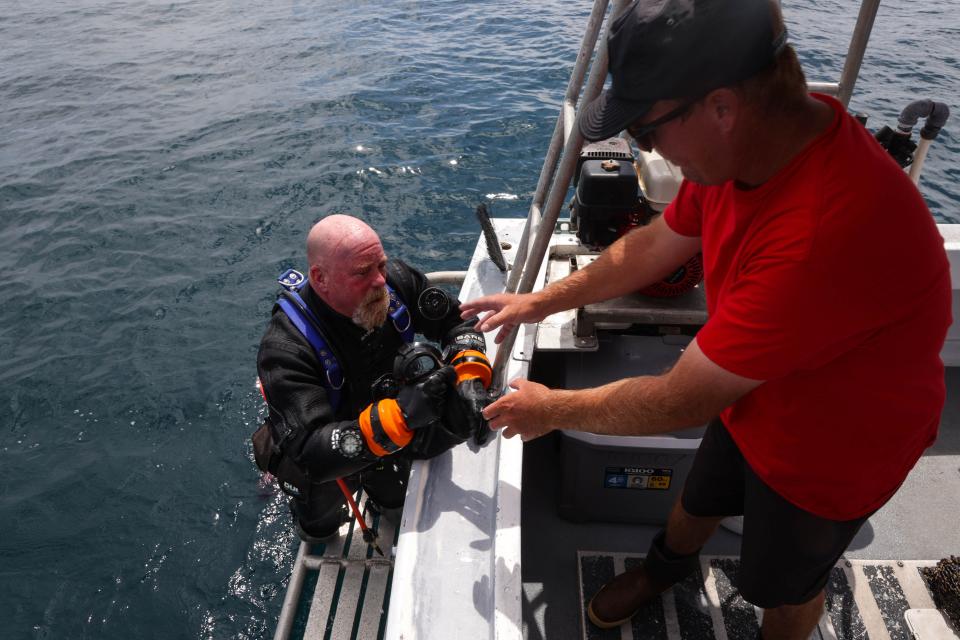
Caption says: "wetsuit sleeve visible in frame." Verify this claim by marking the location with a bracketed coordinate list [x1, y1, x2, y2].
[386, 259, 485, 351]
[257, 313, 379, 482]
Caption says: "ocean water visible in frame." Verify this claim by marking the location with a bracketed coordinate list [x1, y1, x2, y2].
[0, 1, 956, 638]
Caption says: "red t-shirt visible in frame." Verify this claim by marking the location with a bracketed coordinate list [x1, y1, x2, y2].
[664, 94, 952, 520]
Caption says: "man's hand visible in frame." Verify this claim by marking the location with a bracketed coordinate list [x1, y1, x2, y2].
[459, 293, 547, 344]
[481, 378, 559, 441]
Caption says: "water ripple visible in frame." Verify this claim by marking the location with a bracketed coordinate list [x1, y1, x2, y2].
[0, 0, 957, 638]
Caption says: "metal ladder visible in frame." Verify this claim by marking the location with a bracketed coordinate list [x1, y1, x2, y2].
[273, 492, 398, 640]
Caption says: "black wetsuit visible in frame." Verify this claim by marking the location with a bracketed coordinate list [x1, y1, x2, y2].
[256, 259, 479, 537]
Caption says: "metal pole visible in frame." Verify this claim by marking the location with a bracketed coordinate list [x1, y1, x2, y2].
[492, 0, 632, 389]
[837, 0, 881, 107]
[505, 0, 610, 294]
[273, 542, 309, 640]
[425, 271, 467, 285]
[908, 138, 932, 185]
[563, 100, 576, 143]
[505, 215, 533, 293]
[519, 0, 631, 302]
[806, 81, 840, 96]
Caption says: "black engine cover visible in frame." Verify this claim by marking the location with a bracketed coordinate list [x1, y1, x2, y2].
[573, 157, 640, 247]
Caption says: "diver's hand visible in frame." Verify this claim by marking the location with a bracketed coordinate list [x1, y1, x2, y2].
[397, 366, 455, 430]
[459, 293, 547, 344]
[481, 378, 558, 442]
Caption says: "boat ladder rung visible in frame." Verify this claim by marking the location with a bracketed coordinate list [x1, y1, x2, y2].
[274, 491, 399, 640]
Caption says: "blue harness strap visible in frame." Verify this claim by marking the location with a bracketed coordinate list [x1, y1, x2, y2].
[387, 287, 414, 344]
[274, 269, 414, 412]
[277, 291, 345, 412]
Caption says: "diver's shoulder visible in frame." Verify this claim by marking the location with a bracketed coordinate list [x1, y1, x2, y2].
[386, 258, 427, 296]
[258, 312, 313, 356]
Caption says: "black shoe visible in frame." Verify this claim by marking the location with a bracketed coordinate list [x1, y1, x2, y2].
[290, 502, 350, 545]
[366, 498, 403, 526]
[294, 520, 341, 545]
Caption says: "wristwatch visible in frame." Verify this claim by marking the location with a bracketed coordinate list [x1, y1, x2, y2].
[333, 427, 365, 458]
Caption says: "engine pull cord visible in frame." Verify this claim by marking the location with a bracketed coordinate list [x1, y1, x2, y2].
[335, 478, 385, 557]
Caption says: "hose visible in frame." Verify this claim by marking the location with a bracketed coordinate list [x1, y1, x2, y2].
[889, 99, 951, 185]
[897, 99, 950, 140]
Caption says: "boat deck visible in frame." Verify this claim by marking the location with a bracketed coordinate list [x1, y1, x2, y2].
[520, 366, 960, 639]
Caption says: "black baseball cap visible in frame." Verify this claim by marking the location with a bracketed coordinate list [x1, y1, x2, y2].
[580, 0, 787, 141]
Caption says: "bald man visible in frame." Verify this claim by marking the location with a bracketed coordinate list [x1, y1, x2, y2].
[255, 215, 487, 542]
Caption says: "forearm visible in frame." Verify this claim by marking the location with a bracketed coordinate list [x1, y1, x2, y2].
[299, 420, 378, 481]
[259, 334, 379, 478]
[486, 340, 759, 441]
[547, 375, 709, 436]
[537, 220, 695, 313]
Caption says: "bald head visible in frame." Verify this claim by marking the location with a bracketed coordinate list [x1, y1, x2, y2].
[306, 214, 389, 322]
[307, 214, 381, 270]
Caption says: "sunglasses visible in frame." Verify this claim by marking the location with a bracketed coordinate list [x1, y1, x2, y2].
[626, 101, 695, 151]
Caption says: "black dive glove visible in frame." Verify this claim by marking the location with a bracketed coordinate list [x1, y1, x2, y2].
[397, 365, 455, 431]
[444, 341, 495, 445]
[442, 385, 478, 441]
[358, 365, 455, 458]
[406, 365, 472, 459]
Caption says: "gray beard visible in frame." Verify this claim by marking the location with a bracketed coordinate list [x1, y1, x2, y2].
[351, 288, 390, 331]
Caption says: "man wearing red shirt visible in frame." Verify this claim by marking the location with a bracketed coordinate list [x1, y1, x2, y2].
[460, 1, 952, 638]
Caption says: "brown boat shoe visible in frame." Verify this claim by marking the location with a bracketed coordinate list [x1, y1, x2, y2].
[586, 563, 670, 629]
[587, 531, 702, 629]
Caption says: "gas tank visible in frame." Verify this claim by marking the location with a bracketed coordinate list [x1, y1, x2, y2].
[636, 148, 682, 213]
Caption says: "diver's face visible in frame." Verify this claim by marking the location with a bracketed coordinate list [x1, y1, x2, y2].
[314, 238, 388, 325]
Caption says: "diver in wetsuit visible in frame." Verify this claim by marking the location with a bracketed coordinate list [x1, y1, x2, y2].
[254, 214, 488, 541]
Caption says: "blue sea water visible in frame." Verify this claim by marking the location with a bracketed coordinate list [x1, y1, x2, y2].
[0, 1, 956, 638]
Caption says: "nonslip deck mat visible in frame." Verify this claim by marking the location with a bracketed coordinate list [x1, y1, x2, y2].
[578, 552, 955, 640]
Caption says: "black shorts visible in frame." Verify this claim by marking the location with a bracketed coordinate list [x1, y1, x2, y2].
[681, 419, 872, 609]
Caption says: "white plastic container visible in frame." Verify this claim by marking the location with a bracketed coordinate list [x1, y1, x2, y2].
[637, 148, 683, 212]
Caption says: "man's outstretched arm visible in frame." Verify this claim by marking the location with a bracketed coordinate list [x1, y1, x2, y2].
[460, 215, 702, 343]
[481, 338, 763, 441]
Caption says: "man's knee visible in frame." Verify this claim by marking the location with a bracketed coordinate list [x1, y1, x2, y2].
[291, 499, 347, 537]
[361, 458, 411, 509]
[290, 481, 350, 537]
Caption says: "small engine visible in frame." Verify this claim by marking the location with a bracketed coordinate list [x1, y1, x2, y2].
[571, 137, 649, 248]
[571, 137, 702, 298]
